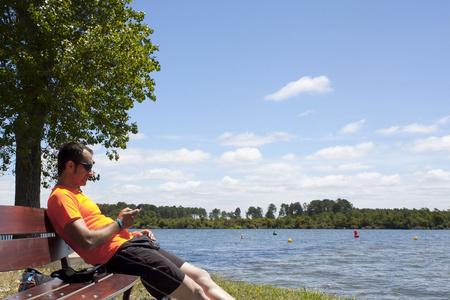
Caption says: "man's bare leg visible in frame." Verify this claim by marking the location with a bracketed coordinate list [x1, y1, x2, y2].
[180, 263, 235, 300]
[168, 274, 211, 300]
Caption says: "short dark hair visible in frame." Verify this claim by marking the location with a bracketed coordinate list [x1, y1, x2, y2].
[57, 142, 93, 176]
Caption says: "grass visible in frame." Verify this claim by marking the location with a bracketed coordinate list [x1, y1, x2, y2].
[0, 268, 352, 300]
[211, 273, 352, 300]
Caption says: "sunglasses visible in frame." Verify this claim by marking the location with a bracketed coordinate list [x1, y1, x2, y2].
[73, 161, 94, 172]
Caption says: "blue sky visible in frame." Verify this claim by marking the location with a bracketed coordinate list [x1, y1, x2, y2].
[2, 0, 450, 213]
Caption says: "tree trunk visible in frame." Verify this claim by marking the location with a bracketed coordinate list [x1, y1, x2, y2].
[14, 121, 43, 208]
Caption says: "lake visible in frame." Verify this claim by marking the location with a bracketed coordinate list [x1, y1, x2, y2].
[144, 229, 449, 300]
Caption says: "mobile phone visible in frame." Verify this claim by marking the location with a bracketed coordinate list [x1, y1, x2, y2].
[137, 203, 143, 210]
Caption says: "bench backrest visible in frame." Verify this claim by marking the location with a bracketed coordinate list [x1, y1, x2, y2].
[0, 205, 74, 272]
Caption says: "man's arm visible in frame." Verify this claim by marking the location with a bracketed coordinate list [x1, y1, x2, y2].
[64, 208, 138, 251]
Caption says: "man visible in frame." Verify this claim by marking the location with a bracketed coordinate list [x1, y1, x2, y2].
[47, 142, 234, 300]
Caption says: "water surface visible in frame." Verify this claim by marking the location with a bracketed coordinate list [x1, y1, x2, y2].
[146, 229, 449, 299]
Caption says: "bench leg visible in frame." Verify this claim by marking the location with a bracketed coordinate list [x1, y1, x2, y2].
[122, 287, 133, 300]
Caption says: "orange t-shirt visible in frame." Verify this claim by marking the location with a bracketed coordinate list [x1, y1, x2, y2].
[47, 186, 132, 265]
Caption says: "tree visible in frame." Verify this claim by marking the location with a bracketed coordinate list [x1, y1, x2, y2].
[289, 201, 303, 216]
[220, 211, 228, 219]
[321, 199, 335, 212]
[278, 203, 288, 218]
[209, 208, 221, 220]
[246, 206, 263, 219]
[265, 203, 277, 219]
[232, 207, 241, 219]
[307, 200, 324, 216]
[334, 198, 354, 213]
[1, 0, 159, 207]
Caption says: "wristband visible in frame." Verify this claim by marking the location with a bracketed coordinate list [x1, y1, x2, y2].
[116, 218, 123, 230]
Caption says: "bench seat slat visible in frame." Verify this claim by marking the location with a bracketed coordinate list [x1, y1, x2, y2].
[2, 274, 140, 300]
[63, 274, 140, 300]
[1, 279, 69, 300]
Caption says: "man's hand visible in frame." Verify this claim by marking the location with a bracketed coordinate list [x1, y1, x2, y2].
[133, 229, 156, 240]
[117, 208, 140, 229]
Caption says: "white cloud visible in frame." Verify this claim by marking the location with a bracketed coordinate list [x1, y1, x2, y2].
[157, 181, 202, 192]
[264, 76, 333, 101]
[221, 176, 239, 185]
[310, 163, 373, 172]
[218, 132, 233, 140]
[220, 148, 262, 164]
[281, 153, 298, 160]
[377, 116, 450, 136]
[353, 172, 402, 186]
[96, 148, 211, 166]
[376, 126, 400, 135]
[299, 109, 315, 117]
[423, 169, 450, 181]
[129, 133, 146, 140]
[255, 162, 301, 176]
[411, 135, 450, 152]
[28, 152, 449, 211]
[111, 168, 194, 182]
[307, 142, 375, 160]
[377, 123, 438, 135]
[298, 172, 401, 188]
[402, 123, 438, 133]
[436, 116, 450, 125]
[158, 149, 211, 165]
[340, 119, 366, 134]
[219, 131, 295, 147]
[338, 163, 373, 171]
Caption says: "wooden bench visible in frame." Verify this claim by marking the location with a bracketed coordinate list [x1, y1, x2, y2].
[0, 205, 140, 300]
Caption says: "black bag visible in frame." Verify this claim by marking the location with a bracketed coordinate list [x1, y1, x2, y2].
[19, 268, 54, 292]
[50, 264, 107, 284]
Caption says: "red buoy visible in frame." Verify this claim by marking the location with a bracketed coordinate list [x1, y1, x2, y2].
[354, 230, 359, 238]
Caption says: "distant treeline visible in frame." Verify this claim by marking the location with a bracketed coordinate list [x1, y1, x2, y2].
[98, 199, 450, 230]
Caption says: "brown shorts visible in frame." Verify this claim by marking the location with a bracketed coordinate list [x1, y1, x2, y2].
[105, 239, 186, 300]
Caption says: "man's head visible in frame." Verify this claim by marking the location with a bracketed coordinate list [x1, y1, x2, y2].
[57, 142, 94, 186]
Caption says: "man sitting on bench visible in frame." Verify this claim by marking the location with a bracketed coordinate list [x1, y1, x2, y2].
[47, 142, 235, 300]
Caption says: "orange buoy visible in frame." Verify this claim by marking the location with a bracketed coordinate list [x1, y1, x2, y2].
[354, 230, 359, 238]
